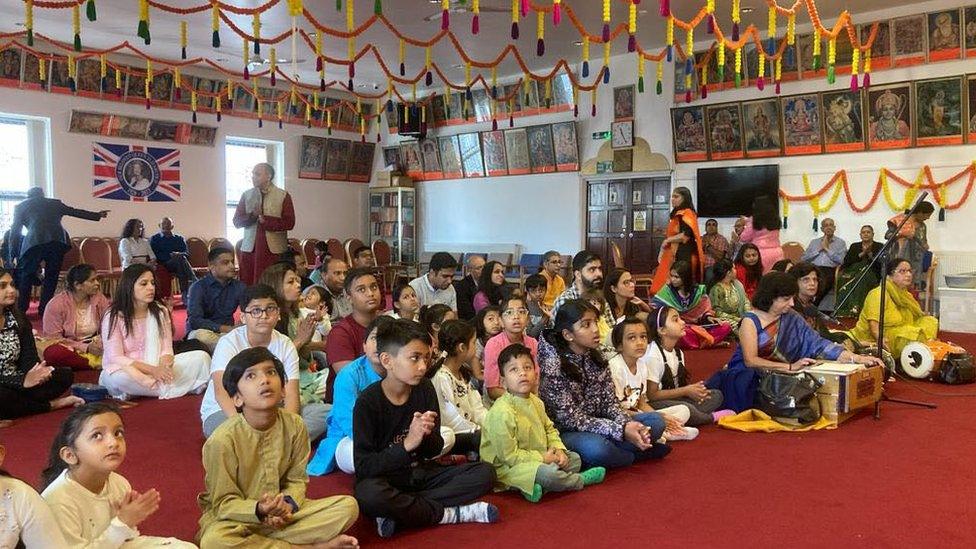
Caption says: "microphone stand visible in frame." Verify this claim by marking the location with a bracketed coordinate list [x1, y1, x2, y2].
[829, 192, 936, 418]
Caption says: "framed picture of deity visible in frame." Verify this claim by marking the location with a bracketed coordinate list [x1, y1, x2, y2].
[704, 103, 744, 160]
[298, 136, 326, 179]
[966, 6, 976, 59]
[438, 136, 463, 179]
[324, 138, 351, 180]
[431, 94, 448, 125]
[821, 90, 866, 153]
[457, 132, 485, 178]
[892, 15, 927, 67]
[480, 130, 509, 177]
[968, 74, 976, 143]
[526, 125, 557, 174]
[551, 121, 580, 172]
[48, 58, 72, 94]
[381, 146, 402, 171]
[21, 51, 46, 90]
[859, 21, 892, 71]
[420, 138, 443, 180]
[503, 128, 530, 175]
[866, 82, 913, 150]
[399, 141, 424, 180]
[781, 93, 823, 156]
[914, 76, 964, 147]
[797, 33, 826, 80]
[347, 141, 375, 183]
[670, 106, 708, 162]
[0, 49, 22, 87]
[613, 85, 636, 121]
[741, 99, 783, 158]
[75, 58, 102, 98]
[928, 9, 963, 62]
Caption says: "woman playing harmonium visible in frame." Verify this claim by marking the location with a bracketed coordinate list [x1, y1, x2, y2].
[850, 258, 938, 358]
[706, 272, 883, 412]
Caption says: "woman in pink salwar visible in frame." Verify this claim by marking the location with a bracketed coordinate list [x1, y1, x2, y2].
[651, 261, 732, 350]
[738, 196, 783, 273]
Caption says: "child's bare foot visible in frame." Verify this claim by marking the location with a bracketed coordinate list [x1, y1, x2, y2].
[301, 535, 359, 549]
[50, 395, 85, 410]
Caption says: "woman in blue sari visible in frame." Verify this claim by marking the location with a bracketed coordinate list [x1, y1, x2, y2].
[706, 272, 884, 412]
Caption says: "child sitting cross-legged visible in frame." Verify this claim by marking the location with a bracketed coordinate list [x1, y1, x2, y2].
[481, 343, 606, 503]
[608, 317, 698, 441]
[197, 347, 359, 548]
[353, 319, 498, 538]
[429, 319, 489, 458]
[483, 294, 539, 402]
[41, 402, 196, 547]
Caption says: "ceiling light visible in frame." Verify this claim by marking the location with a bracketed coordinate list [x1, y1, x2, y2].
[573, 40, 583, 46]
[638, 10, 647, 15]
[741, 6, 754, 14]
[215, 57, 228, 62]
[451, 64, 463, 69]
[308, 32, 317, 38]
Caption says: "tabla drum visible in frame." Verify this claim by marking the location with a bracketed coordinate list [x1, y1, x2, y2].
[900, 341, 966, 379]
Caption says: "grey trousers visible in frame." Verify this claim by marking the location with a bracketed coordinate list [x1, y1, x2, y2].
[651, 389, 724, 426]
[203, 402, 330, 439]
[535, 450, 584, 493]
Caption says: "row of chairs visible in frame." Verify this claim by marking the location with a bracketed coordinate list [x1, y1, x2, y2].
[415, 251, 574, 286]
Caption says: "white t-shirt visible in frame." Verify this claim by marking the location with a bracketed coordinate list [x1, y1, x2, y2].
[639, 340, 682, 386]
[1, 476, 66, 548]
[199, 325, 300, 422]
[409, 275, 458, 311]
[608, 354, 648, 412]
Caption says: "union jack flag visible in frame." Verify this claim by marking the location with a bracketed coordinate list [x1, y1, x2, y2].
[92, 142, 182, 202]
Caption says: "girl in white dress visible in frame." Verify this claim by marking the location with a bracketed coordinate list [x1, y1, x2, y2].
[0, 443, 67, 548]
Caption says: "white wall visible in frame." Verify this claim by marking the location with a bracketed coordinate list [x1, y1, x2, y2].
[385, 0, 976, 258]
[0, 85, 366, 242]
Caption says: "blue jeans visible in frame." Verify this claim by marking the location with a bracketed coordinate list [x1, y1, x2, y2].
[559, 412, 669, 469]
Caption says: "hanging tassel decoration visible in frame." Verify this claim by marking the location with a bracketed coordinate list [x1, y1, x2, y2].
[717, 42, 726, 81]
[601, 0, 611, 42]
[67, 55, 76, 92]
[511, 0, 519, 39]
[243, 39, 250, 80]
[734, 46, 742, 87]
[812, 218, 819, 232]
[491, 66, 497, 98]
[659, 0, 670, 18]
[99, 54, 107, 91]
[602, 41, 611, 83]
[537, 10, 545, 56]
[850, 46, 860, 92]
[572, 87, 578, 118]
[72, 5, 82, 51]
[656, 57, 664, 95]
[636, 52, 645, 93]
[472, 0, 480, 33]
[863, 48, 872, 89]
[581, 37, 590, 78]
[86, 0, 96, 21]
[174, 67, 181, 100]
[137, 0, 150, 45]
[591, 89, 597, 117]
[38, 57, 46, 88]
[425, 46, 433, 86]
[26, 0, 34, 46]
[774, 57, 781, 94]
[191, 90, 197, 123]
[114, 62, 122, 96]
[216, 96, 222, 121]
[520, 0, 529, 17]
[278, 101, 284, 129]
[812, 32, 821, 70]
[374, 0, 382, 15]
[441, 0, 450, 30]
[212, 4, 220, 47]
[398, 39, 405, 76]
[757, 53, 765, 91]
[700, 63, 708, 99]
[706, 0, 715, 34]
[731, 0, 740, 41]
[785, 13, 795, 67]
[270, 48, 277, 86]
[553, 0, 561, 26]
[252, 13, 261, 55]
[628, 1, 637, 52]
[827, 36, 836, 84]
[666, 16, 674, 61]
[766, 6, 776, 54]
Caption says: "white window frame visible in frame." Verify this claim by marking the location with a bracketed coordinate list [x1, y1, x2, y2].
[0, 113, 52, 234]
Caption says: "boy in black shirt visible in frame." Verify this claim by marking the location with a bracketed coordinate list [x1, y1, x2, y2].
[353, 319, 498, 538]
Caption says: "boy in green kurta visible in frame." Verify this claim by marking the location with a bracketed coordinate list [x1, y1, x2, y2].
[480, 344, 606, 503]
[197, 347, 360, 549]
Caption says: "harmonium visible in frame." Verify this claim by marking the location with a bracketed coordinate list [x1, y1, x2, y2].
[805, 363, 884, 424]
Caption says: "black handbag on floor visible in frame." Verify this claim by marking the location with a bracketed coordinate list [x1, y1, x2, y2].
[756, 371, 823, 425]
[938, 353, 976, 385]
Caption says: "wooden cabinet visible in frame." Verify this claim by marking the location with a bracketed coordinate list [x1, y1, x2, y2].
[585, 176, 672, 276]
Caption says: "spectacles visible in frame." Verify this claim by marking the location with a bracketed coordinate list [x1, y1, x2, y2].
[502, 308, 529, 317]
[895, 268, 913, 274]
[618, 279, 636, 286]
[244, 305, 280, 318]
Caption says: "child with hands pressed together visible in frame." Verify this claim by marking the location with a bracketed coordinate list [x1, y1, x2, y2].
[609, 317, 699, 441]
[41, 402, 195, 548]
[353, 319, 497, 539]
[197, 347, 359, 548]
[481, 344, 605, 503]
[641, 306, 732, 426]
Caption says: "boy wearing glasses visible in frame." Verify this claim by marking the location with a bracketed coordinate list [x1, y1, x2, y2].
[481, 295, 539, 401]
[198, 284, 328, 439]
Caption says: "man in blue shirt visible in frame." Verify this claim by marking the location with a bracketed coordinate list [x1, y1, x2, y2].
[185, 247, 245, 351]
[800, 218, 847, 305]
[149, 217, 198, 296]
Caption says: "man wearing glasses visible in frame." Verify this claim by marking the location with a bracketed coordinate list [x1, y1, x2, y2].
[198, 284, 328, 439]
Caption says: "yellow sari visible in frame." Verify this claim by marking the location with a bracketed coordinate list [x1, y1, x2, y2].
[851, 281, 938, 357]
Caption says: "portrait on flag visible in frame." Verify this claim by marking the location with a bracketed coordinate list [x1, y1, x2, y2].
[93, 142, 182, 201]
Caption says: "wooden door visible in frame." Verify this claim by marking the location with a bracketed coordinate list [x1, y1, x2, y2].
[586, 180, 630, 269]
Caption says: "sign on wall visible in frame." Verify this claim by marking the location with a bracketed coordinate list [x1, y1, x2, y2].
[92, 142, 182, 202]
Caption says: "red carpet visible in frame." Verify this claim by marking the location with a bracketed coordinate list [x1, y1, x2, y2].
[4, 304, 975, 547]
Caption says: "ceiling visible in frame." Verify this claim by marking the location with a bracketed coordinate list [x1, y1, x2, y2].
[0, 0, 928, 95]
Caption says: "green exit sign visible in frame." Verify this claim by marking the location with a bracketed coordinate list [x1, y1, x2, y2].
[592, 131, 610, 140]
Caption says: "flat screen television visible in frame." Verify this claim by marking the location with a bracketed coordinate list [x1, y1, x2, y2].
[696, 165, 779, 217]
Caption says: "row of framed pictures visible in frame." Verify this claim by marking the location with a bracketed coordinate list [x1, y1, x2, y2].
[68, 110, 217, 147]
[677, 6, 976, 101]
[0, 47, 368, 131]
[671, 73, 976, 163]
[386, 74, 575, 132]
[297, 136, 375, 183]
[384, 122, 580, 181]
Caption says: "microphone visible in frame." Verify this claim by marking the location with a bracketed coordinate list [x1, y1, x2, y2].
[803, 303, 842, 327]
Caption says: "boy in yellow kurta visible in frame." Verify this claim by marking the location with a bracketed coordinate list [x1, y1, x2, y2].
[480, 344, 605, 502]
[197, 347, 359, 549]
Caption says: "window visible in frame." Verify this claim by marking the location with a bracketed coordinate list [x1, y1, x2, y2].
[0, 114, 50, 235]
[224, 137, 282, 242]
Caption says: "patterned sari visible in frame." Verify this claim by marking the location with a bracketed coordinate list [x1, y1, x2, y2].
[653, 284, 732, 350]
[705, 311, 845, 412]
[650, 208, 704, 293]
